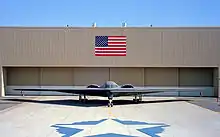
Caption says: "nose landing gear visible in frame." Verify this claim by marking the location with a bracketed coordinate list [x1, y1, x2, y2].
[108, 99, 113, 107]
[108, 94, 114, 107]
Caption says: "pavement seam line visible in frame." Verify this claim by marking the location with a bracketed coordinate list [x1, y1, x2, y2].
[185, 101, 220, 114]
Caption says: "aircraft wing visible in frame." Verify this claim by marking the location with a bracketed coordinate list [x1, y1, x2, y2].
[110, 86, 204, 94]
[13, 87, 109, 96]
[14, 86, 204, 97]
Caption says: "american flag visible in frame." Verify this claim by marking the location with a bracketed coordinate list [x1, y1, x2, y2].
[95, 36, 127, 56]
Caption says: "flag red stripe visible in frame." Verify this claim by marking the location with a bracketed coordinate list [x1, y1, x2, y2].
[95, 48, 126, 50]
[108, 36, 126, 38]
[95, 51, 126, 53]
[95, 54, 126, 56]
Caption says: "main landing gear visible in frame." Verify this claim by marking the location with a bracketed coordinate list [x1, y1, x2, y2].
[133, 94, 142, 103]
[79, 94, 88, 102]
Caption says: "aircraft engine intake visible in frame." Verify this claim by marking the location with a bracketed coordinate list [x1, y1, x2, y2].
[87, 84, 100, 88]
[121, 84, 134, 88]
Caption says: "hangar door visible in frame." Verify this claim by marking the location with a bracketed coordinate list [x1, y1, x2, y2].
[7, 67, 40, 86]
[144, 68, 178, 86]
[179, 68, 214, 96]
[7, 67, 74, 86]
[40, 67, 73, 86]
[6, 67, 41, 95]
[179, 68, 213, 87]
[73, 68, 109, 86]
[110, 68, 144, 86]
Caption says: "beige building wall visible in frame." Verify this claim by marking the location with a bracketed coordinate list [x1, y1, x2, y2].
[0, 27, 220, 67]
[0, 27, 220, 97]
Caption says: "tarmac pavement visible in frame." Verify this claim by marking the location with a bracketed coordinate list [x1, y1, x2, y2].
[0, 96, 220, 137]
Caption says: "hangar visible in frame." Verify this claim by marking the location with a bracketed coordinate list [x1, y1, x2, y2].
[0, 26, 219, 97]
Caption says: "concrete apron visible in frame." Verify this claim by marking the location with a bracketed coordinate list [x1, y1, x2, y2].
[0, 96, 219, 137]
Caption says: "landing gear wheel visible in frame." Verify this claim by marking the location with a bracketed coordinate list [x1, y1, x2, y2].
[133, 99, 140, 103]
[82, 98, 88, 103]
[79, 95, 88, 103]
[108, 103, 113, 107]
[138, 95, 142, 102]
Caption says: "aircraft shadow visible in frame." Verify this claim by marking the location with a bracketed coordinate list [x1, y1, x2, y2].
[2, 98, 190, 107]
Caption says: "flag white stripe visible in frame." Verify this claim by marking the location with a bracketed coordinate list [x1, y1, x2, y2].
[108, 40, 126, 42]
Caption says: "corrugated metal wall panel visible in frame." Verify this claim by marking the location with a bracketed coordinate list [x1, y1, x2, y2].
[0, 27, 220, 67]
[40, 67, 73, 86]
[198, 31, 220, 66]
[122, 29, 162, 66]
[109, 68, 144, 86]
[0, 28, 66, 65]
[7, 67, 40, 86]
[73, 67, 109, 86]
[162, 31, 184, 65]
[26, 29, 65, 65]
[0, 28, 16, 62]
[179, 68, 213, 86]
[180, 31, 201, 65]
[144, 68, 178, 86]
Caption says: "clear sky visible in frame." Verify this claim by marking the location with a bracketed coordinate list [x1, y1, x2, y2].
[1, 0, 220, 27]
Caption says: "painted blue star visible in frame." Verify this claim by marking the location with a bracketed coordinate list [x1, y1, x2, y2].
[51, 118, 169, 137]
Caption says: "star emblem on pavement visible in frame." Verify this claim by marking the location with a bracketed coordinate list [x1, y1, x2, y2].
[51, 118, 170, 137]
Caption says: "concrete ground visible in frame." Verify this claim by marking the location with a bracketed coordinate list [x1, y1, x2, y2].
[0, 96, 220, 137]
